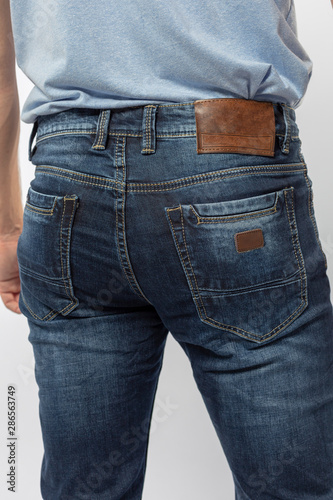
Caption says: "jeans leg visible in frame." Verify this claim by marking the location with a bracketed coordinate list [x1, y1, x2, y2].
[170, 200, 333, 499]
[179, 305, 333, 499]
[27, 310, 168, 500]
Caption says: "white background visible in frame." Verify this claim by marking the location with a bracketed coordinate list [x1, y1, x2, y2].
[1, 1, 333, 499]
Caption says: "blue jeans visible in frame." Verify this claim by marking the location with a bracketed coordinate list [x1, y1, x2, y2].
[18, 102, 333, 499]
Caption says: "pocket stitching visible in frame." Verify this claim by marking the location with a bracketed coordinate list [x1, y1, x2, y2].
[166, 205, 211, 324]
[25, 197, 58, 215]
[21, 291, 58, 322]
[189, 192, 279, 224]
[19, 193, 79, 321]
[60, 195, 79, 314]
[167, 187, 308, 343]
[25, 196, 58, 215]
[303, 170, 328, 269]
[19, 270, 78, 321]
[283, 188, 307, 305]
[298, 143, 327, 268]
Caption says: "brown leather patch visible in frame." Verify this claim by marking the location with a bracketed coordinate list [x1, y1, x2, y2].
[194, 98, 275, 156]
[235, 229, 264, 253]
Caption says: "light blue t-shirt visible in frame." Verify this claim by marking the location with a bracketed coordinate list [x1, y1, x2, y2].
[9, 0, 312, 124]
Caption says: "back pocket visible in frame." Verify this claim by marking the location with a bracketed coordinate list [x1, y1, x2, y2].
[165, 186, 307, 343]
[17, 186, 80, 321]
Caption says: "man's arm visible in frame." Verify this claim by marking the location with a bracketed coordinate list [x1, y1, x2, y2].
[0, 0, 21, 235]
[0, 0, 22, 314]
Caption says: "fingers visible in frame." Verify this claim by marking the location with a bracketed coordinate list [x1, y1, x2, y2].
[0, 291, 21, 314]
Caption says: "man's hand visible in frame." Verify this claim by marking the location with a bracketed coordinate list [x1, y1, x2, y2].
[0, 233, 22, 314]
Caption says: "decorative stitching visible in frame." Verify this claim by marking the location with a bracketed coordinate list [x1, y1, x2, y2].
[21, 292, 57, 321]
[20, 199, 79, 322]
[20, 195, 79, 321]
[60, 197, 74, 303]
[127, 163, 305, 188]
[156, 133, 196, 137]
[25, 197, 57, 215]
[62, 196, 79, 314]
[36, 130, 97, 144]
[198, 147, 273, 154]
[144, 106, 149, 151]
[281, 104, 291, 154]
[179, 206, 210, 317]
[109, 132, 143, 137]
[58, 196, 79, 316]
[92, 110, 107, 149]
[35, 163, 305, 189]
[128, 168, 305, 193]
[158, 103, 193, 108]
[35, 171, 119, 190]
[302, 169, 328, 269]
[35, 165, 122, 189]
[202, 188, 307, 340]
[198, 270, 300, 294]
[283, 188, 307, 303]
[35, 131, 299, 143]
[193, 207, 277, 225]
[189, 193, 278, 224]
[276, 134, 299, 139]
[142, 105, 157, 153]
[35, 164, 306, 195]
[166, 206, 210, 321]
[114, 138, 152, 304]
[147, 106, 151, 151]
[201, 277, 300, 298]
[285, 107, 291, 153]
[18, 264, 64, 284]
[166, 187, 307, 342]
[282, 104, 296, 111]
[115, 137, 127, 290]
[35, 131, 300, 143]
[120, 140, 152, 304]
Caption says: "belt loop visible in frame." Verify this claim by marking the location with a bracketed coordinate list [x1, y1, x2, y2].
[280, 103, 291, 155]
[91, 109, 111, 150]
[141, 105, 158, 155]
[28, 119, 38, 161]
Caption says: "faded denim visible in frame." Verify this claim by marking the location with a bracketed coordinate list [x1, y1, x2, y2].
[17, 102, 333, 499]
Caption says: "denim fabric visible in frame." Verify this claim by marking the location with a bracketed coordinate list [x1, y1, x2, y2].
[18, 102, 333, 499]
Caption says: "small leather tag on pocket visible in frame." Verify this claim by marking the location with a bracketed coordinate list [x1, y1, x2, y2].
[235, 229, 264, 253]
[194, 98, 275, 156]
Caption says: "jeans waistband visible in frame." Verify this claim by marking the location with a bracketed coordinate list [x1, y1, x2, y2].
[28, 101, 298, 161]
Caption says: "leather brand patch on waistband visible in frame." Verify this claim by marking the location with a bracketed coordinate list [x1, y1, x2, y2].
[235, 228, 264, 253]
[194, 98, 275, 157]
